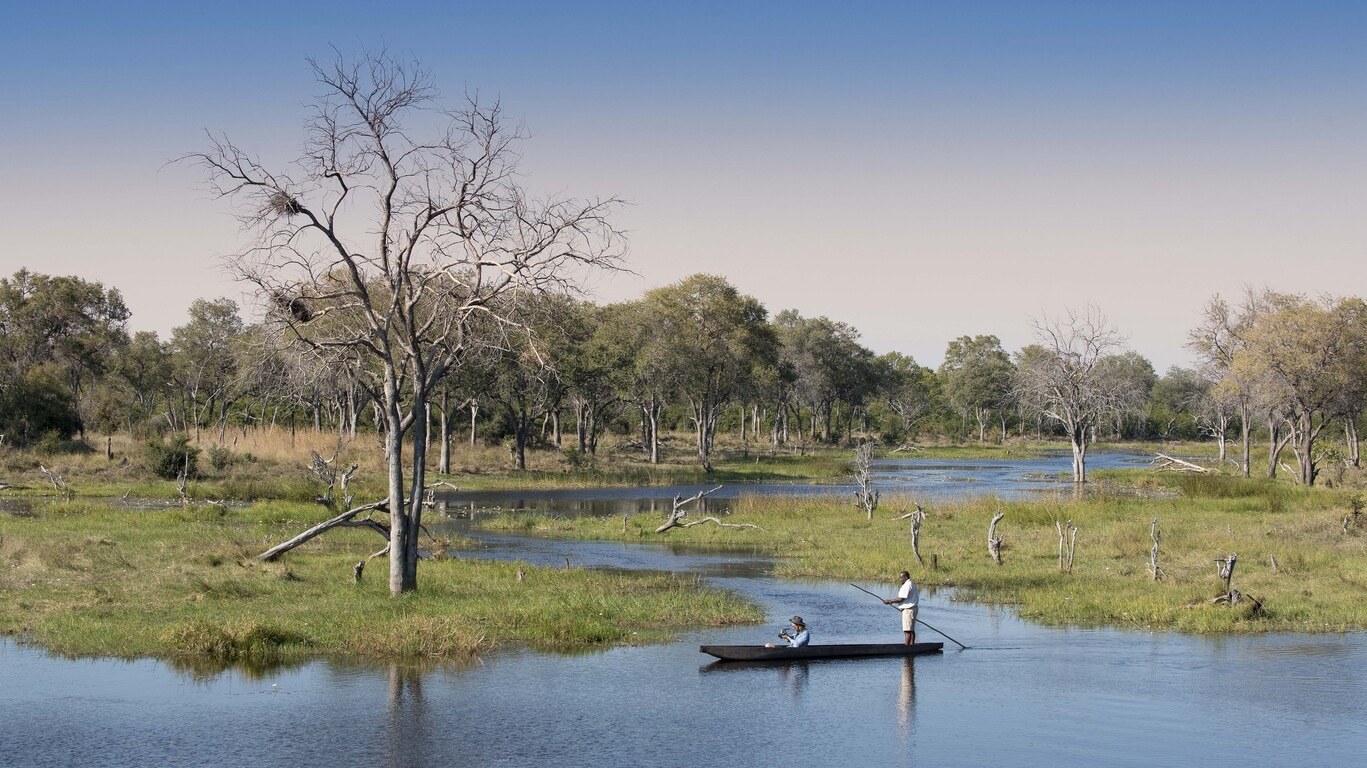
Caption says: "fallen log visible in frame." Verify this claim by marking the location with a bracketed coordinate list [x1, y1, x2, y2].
[1153, 453, 1210, 473]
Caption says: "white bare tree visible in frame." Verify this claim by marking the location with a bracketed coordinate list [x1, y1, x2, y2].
[1015, 306, 1133, 483]
[186, 51, 624, 595]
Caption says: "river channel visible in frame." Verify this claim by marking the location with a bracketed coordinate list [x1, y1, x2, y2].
[3, 454, 1364, 767]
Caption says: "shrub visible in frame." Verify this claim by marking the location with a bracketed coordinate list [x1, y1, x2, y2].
[145, 435, 200, 480]
[207, 444, 234, 472]
[562, 447, 595, 470]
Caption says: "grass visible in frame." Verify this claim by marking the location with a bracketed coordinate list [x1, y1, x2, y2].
[0, 499, 764, 665]
[477, 473, 1367, 634]
[0, 428, 857, 501]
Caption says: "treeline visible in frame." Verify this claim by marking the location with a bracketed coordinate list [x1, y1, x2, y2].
[1, 269, 1363, 484]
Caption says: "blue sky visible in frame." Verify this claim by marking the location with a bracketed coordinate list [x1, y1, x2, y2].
[3, 1, 1365, 370]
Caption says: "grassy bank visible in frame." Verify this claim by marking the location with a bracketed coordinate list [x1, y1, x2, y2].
[0, 428, 859, 502]
[0, 500, 764, 664]
[480, 474, 1367, 634]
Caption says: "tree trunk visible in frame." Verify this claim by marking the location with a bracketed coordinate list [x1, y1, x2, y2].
[648, 399, 661, 464]
[439, 390, 451, 475]
[1238, 401, 1249, 477]
[383, 393, 414, 596]
[1267, 415, 1283, 479]
[1347, 419, 1361, 468]
[576, 401, 589, 453]
[1070, 427, 1087, 483]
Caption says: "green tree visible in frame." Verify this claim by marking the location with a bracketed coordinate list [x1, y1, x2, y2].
[1233, 294, 1367, 486]
[559, 302, 629, 456]
[775, 311, 876, 444]
[0, 269, 130, 439]
[642, 275, 776, 471]
[1148, 366, 1208, 442]
[938, 335, 1014, 442]
[876, 352, 939, 441]
[169, 298, 245, 442]
[0, 366, 81, 444]
[1094, 351, 1156, 439]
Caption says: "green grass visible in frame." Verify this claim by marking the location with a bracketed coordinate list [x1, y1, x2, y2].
[0, 500, 763, 664]
[477, 473, 1367, 634]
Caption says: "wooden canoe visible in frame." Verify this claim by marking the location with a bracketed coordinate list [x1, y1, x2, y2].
[700, 642, 943, 662]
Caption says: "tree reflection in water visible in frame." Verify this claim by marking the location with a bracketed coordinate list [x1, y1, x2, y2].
[385, 664, 427, 768]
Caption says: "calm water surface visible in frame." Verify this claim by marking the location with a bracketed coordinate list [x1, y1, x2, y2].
[440, 450, 1154, 518]
[3, 453, 1364, 767]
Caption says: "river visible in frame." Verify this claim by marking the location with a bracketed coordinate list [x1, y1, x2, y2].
[2, 454, 1364, 767]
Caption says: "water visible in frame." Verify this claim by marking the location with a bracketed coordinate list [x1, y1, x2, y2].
[439, 450, 1154, 518]
[3, 453, 1364, 767]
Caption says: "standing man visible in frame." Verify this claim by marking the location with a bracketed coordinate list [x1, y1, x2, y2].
[883, 570, 919, 645]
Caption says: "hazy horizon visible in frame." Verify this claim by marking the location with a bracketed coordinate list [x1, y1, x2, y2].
[4, 1, 1365, 372]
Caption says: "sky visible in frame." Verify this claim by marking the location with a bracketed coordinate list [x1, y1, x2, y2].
[3, 1, 1365, 372]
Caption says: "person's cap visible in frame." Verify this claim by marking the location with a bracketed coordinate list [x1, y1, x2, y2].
[789, 615, 805, 626]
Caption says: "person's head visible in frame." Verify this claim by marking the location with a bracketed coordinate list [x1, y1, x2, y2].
[898, 570, 910, 583]
[789, 615, 805, 629]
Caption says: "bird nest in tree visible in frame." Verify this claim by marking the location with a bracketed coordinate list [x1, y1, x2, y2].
[265, 192, 303, 217]
[271, 291, 313, 322]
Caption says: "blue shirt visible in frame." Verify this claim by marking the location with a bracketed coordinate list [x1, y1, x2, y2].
[786, 629, 810, 647]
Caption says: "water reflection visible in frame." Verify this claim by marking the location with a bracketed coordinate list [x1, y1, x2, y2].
[165, 654, 308, 683]
[384, 664, 426, 768]
[898, 657, 916, 736]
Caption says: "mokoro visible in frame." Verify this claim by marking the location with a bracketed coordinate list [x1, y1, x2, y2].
[700, 642, 943, 662]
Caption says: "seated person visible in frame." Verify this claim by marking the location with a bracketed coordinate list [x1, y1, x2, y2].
[765, 615, 810, 648]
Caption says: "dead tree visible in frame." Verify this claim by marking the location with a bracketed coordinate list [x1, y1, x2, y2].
[655, 485, 764, 533]
[910, 504, 926, 566]
[852, 441, 880, 520]
[988, 510, 1005, 565]
[1056, 519, 1078, 573]
[1209, 552, 1263, 613]
[1147, 515, 1163, 581]
[309, 442, 358, 507]
[893, 503, 927, 566]
[38, 465, 73, 499]
[187, 51, 625, 597]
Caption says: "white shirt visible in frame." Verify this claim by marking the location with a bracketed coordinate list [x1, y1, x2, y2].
[897, 579, 919, 610]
